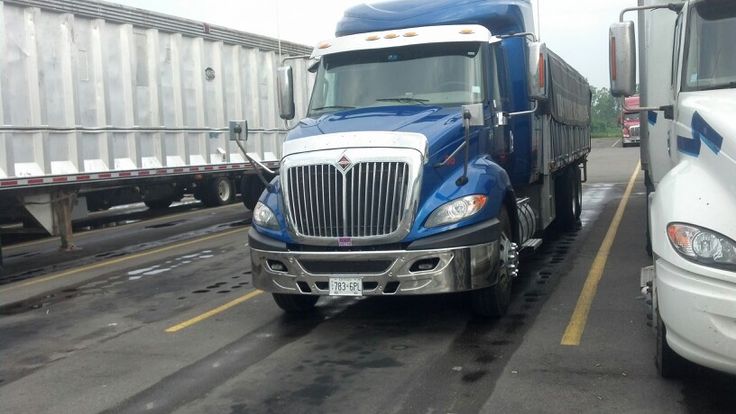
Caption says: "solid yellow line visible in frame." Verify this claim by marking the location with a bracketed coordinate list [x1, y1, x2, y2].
[165, 290, 264, 333]
[4, 203, 239, 251]
[0, 227, 246, 294]
[561, 161, 641, 346]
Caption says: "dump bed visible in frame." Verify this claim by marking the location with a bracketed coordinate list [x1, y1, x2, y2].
[545, 49, 592, 172]
[0, 0, 313, 190]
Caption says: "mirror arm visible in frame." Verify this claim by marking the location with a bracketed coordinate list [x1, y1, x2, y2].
[232, 123, 276, 190]
[434, 141, 466, 168]
[619, 3, 683, 22]
[622, 103, 674, 120]
[498, 32, 538, 42]
[280, 54, 311, 64]
[508, 101, 539, 117]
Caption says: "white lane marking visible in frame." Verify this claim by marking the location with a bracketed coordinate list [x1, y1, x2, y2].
[611, 139, 621, 148]
[127, 250, 216, 280]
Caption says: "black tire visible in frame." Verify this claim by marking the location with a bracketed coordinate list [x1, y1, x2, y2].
[241, 175, 266, 211]
[201, 177, 234, 207]
[656, 309, 688, 378]
[272, 293, 319, 313]
[86, 196, 112, 212]
[555, 166, 579, 230]
[572, 166, 582, 220]
[645, 171, 654, 257]
[471, 207, 513, 317]
[144, 198, 173, 210]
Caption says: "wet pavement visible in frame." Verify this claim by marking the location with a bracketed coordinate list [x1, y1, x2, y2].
[1, 138, 735, 413]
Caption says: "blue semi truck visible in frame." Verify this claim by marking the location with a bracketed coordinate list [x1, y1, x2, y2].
[241, 0, 591, 316]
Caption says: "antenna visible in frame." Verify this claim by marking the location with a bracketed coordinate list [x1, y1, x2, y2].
[536, 0, 541, 39]
[275, 0, 282, 60]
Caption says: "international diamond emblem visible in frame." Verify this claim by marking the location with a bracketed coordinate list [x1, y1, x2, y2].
[337, 154, 352, 171]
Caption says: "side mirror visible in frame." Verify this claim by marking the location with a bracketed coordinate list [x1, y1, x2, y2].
[277, 65, 295, 120]
[527, 42, 548, 101]
[609, 21, 636, 97]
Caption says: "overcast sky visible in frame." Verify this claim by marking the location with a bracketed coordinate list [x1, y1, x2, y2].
[112, 0, 636, 88]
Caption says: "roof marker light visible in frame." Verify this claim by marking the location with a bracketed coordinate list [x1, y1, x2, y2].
[318, 42, 331, 49]
[366, 35, 380, 41]
[384, 33, 399, 39]
[403, 31, 418, 37]
[459, 29, 475, 35]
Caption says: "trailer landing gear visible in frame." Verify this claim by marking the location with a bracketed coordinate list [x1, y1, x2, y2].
[54, 191, 78, 251]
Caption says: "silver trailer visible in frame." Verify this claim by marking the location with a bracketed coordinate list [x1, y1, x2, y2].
[0, 0, 313, 253]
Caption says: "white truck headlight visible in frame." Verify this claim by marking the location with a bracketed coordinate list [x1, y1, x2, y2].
[253, 202, 279, 230]
[667, 223, 736, 269]
[425, 195, 487, 228]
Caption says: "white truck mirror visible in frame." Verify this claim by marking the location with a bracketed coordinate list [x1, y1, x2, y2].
[527, 42, 548, 100]
[277, 65, 295, 120]
[609, 21, 637, 97]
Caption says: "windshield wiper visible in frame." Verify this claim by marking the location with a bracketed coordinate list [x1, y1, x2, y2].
[376, 97, 429, 105]
[310, 105, 357, 112]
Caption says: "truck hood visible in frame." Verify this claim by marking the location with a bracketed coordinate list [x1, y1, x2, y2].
[677, 89, 735, 160]
[675, 88, 736, 195]
[286, 106, 466, 163]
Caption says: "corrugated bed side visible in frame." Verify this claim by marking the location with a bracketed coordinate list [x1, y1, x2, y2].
[0, 0, 314, 181]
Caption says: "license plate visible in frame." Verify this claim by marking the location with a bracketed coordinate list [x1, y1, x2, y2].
[329, 277, 362, 296]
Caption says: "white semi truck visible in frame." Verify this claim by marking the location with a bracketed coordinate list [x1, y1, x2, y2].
[610, 0, 736, 377]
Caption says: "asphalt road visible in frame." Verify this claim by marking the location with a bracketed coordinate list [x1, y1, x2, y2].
[1, 138, 735, 413]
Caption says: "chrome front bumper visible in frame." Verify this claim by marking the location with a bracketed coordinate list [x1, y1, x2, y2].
[250, 241, 500, 296]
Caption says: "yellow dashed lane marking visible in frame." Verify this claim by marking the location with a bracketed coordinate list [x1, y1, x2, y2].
[165, 290, 264, 333]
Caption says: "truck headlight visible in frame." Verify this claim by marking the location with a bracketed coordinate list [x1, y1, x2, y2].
[425, 195, 487, 228]
[667, 223, 736, 269]
[253, 202, 279, 230]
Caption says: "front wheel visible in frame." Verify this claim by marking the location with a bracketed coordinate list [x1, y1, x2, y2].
[272, 293, 319, 313]
[471, 207, 517, 317]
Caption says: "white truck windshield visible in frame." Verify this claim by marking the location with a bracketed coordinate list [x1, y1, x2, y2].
[308, 42, 485, 116]
[683, 1, 736, 91]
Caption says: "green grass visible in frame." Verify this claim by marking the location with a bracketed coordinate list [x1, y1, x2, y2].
[592, 129, 620, 138]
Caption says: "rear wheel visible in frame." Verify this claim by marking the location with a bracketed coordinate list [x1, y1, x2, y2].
[555, 166, 581, 230]
[272, 293, 319, 313]
[572, 166, 582, 221]
[201, 177, 234, 207]
[656, 308, 688, 378]
[471, 207, 517, 317]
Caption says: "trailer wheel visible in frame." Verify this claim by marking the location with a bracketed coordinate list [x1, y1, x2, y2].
[272, 293, 319, 313]
[201, 177, 234, 207]
[471, 207, 514, 317]
[144, 198, 173, 210]
[656, 309, 688, 378]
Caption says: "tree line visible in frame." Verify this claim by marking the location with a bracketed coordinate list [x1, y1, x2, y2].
[590, 86, 623, 137]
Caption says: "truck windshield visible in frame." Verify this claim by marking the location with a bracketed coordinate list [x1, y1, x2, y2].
[308, 42, 485, 116]
[683, 1, 736, 91]
[623, 113, 640, 122]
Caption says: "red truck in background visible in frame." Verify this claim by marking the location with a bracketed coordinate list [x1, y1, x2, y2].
[621, 95, 641, 147]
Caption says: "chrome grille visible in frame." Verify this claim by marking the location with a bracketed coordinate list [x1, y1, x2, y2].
[285, 162, 410, 238]
[629, 125, 640, 137]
